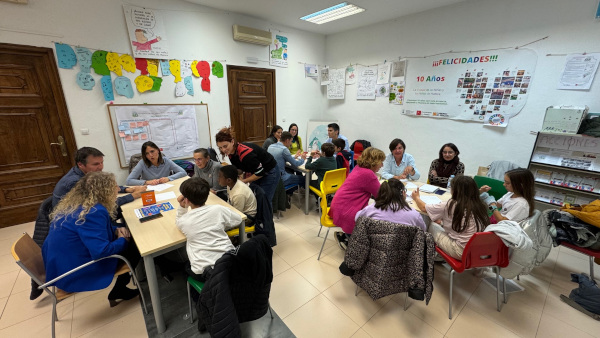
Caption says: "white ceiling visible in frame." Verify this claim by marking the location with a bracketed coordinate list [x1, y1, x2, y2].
[185, 0, 467, 35]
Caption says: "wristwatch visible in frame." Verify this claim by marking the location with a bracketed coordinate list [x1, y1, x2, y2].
[489, 204, 498, 212]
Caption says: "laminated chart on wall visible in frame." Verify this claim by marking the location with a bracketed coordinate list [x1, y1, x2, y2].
[123, 5, 170, 58]
[113, 105, 200, 163]
[356, 66, 377, 100]
[558, 53, 600, 90]
[269, 34, 288, 68]
[402, 49, 537, 122]
[327, 68, 345, 99]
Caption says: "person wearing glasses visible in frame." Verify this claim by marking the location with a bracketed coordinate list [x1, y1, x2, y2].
[192, 148, 227, 200]
[355, 178, 426, 231]
[428, 143, 464, 188]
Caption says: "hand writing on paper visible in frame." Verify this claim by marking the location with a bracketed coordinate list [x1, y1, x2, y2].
[158, 177, 170, 184]
[479, 185, 491, 194]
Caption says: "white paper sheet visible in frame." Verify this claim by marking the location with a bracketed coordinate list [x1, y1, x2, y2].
[558, 53, 600, 90]
[418, 184, 439, 193]
[420, 195, 442, 204]
[155, 191, 177, 202]
[146, 183, 174, 192]
[356, 66, 377, 100]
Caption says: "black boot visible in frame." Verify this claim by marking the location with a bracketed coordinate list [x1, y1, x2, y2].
[107, 273, 139, 307]
[30, 279, 43, 300]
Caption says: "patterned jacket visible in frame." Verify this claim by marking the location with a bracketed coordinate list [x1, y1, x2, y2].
[345, 216, 435, 303]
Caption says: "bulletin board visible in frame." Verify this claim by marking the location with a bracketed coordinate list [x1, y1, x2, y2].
[107, 104, 212, 168]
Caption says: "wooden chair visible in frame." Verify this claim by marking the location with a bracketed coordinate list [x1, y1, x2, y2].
[436, 232, 509, 319]
[11, 233, 148, 338]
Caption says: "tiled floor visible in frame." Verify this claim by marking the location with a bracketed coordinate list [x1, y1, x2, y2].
[1, 204, 599, 337]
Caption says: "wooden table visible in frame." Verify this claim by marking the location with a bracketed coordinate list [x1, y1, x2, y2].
[121, 176, 247, 333]
[285, 164, 313, 215]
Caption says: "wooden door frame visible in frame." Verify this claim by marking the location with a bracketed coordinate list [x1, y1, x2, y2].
[226, 65, 276, 142]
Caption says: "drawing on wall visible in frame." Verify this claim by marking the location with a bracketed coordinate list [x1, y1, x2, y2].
[306, 120, 337, 152]
[305, 64, 318, 78]
[484, 112, 509, 127]
[345, 65, 356, 85]
[376, 84, 389, 97]
[270, 34, 288, 68]
[389, 60, 406, 105]
[377, 63, 391, 84]
[327, 68, 346, 99]
[356, 66, 377, 100]
[403, 49, 537, 122]
[320, 67, 330, 85]
[124, 5, 170, 58]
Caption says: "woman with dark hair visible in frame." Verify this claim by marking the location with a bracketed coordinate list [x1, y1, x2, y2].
[379, 138, 420, 180]
[330, 147, 386, 249]
[355, 178, 426, 231]
[262, 124, 283, 150]
[412, 175, 489, 259]
[480, 168, 535, 223]
[288, 123, 303, 154]
[126, 141, 187, 185]
[215, 127, 279, 203]
[43, 172, 140, 306]
[428, 143, 465, 188]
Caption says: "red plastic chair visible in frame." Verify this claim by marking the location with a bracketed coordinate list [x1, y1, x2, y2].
[352, 142, 363, 161]
[436, 232, 509, 319]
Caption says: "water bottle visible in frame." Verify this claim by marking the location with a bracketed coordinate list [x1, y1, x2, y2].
[447, 175, 455, 189]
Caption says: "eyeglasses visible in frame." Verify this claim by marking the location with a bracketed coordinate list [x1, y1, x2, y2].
[442, 151, 455, 155]
[193, 157, 205, 162]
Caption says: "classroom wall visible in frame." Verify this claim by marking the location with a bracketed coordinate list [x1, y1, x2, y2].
[323, 0, 600, 178]
[0, 0, 325, 183]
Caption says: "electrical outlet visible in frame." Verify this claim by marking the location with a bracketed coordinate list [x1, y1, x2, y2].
[81, 128, 90, 135]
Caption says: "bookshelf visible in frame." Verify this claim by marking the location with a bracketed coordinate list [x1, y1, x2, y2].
[528, 132, 600, 210]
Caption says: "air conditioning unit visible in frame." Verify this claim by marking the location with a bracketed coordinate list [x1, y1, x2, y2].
[233, 25, 272, 46]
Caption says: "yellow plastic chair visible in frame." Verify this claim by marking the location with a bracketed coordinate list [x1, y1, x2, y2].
[317, 187, 342, 260]
[308, 168, 346, 236]
[11, 233, 147, 338]
[226, 225, 255, 238]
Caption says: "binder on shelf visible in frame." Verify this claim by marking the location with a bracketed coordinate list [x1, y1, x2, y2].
[549, 172, 566, 186]
[534, 169, 552, 183]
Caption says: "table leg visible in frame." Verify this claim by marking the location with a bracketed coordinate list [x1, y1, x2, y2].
[304, 171, 310, 215]
[239, 220, 246, 244]
[144, 255, 165, 333]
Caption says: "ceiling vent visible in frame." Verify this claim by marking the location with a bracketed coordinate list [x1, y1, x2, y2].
[233, 25, 272, 46]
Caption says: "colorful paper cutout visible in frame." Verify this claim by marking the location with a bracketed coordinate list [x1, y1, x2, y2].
[133, 135, 140, 141]
[76, 72, 95, 90]
[191, 60, 200, 77]
[119, 132, 125, 137]
[137, 122, 144, 127]
[124, 130, 132, 135]
[201, 77, 210, 92]
[212, 61, 223, 78]
[119, 54, 136, 73]
[114, 76, 134, 98]
[147, 59, 159, 77]
[129, 122, 137, 128]
[118, 125, 127, 131]
[175, 81, 186, 97]
[134, 75, 154, 93]
[125, 135, 132, 141]
[135, 58, 148, 75]
[196, 61, 210, 78]
[169, 60, 181, 82]
[181, 60, 192, 78]
[100, 75, 114, 101]
[160, 60, 171, 76]
[141, 133, 148, 140]
[184, 76, 194, 96]
[55, 43, 77, 69]
[133, 127, 144, 133]
[106, 52, 122, 76]
[75, 47, 92, 72]
[149, 75, 162, 91]
[91, 51, 109, 75]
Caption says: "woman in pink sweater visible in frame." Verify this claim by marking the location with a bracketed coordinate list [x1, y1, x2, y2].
[329, 147, 386, 249]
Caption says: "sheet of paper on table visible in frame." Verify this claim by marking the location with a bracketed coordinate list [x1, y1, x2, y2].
[404, 181, 418, 190]
[418, 184, 440, 193]
[146, 183, 174, 192]
[419, 195, 442, 204]
[155, 191, 177, 202]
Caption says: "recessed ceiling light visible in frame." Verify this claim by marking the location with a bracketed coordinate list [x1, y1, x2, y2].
[300, 2, 366, 25]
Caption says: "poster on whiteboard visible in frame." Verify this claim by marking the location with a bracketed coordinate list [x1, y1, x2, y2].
[403, 49, 537, 122]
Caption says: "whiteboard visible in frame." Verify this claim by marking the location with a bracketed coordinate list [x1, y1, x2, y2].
[306, 120, 337, 152]
[107, 104, 212, 168]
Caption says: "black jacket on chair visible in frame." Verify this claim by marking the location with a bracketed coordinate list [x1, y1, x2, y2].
[249, 184, 277, 247]
[33, 196, 53, 247]
[198, 235, 273, 337]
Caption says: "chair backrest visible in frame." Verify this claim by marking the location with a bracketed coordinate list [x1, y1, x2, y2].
[352, 142, 364, 154]
[461, 232, 509, 270]
[207, 147, 219, 161]
[128, 153, 144, 173]
[320, 168, 347, 195]
[33, 196, 53, 248]
[348, 151, 355, 171]
[473, 175, 507, 201]
[11, 233, 46, 285]
[249, 184, 276, 246]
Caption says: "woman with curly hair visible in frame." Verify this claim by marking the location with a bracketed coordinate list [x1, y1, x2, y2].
[329, 147, 386, 249]
[42, 172, 140, 307]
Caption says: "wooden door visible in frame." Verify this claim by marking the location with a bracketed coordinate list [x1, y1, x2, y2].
[0, 43, 76, 227]
[227, 66, 276, 146]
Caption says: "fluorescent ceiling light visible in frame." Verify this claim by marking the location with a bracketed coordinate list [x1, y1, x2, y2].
[300, 2, 365, 24]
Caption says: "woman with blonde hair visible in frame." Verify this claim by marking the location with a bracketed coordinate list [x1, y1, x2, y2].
[43, 172, 140, 307]
[329, 147, 386, 249]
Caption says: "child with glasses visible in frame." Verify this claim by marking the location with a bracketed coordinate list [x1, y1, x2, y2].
[428, 143, 465, 188]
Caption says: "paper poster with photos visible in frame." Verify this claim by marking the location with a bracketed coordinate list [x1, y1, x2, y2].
[402, 49, 537, 122]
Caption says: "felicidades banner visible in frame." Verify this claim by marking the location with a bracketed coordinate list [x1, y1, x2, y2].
[402, 49, 537, 122]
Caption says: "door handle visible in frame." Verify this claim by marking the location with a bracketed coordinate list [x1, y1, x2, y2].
[267, 123, 272, 133]
[50, 135, 68, 157]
